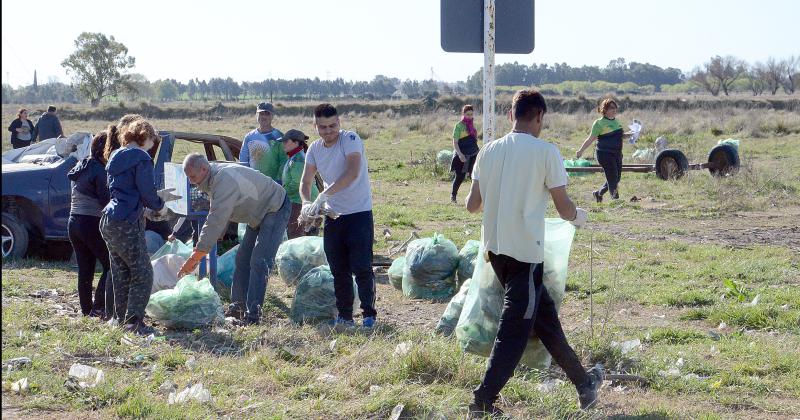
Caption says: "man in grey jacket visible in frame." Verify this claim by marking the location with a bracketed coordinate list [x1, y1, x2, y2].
[178, 153, 290, 325]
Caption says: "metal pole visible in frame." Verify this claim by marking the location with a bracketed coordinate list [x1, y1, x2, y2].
[483, 0, 495, 143]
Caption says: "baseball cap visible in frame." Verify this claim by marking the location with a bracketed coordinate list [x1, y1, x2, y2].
[256, 102, 276, 114]
[280, 129, 309, 143]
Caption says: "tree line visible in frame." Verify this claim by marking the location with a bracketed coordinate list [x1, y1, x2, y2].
[1, 32, 797, 106]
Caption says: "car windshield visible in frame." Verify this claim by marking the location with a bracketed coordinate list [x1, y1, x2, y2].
[2, 133, 92, 166]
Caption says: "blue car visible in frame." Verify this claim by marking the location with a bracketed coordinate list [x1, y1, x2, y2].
[2, 132, 241, 259]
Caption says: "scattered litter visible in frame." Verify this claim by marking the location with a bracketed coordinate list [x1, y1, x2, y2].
[653, 314, 666, 319]
[29, 289, 58, 299]
[745, 294, 760, 307]
[536, 378, 564, 393]
[781, 304, 790, 310]
[328, 339, 337, 353]
[707, 330, 720, 341]
[68, 363, 104, 388]
[611, 339, 642, 355]
[317, 373, 338, 384]
[393, 341, 413, 358]
[675, 358, 685, 367]
[168, 383, 212, 404]
[11, 378, 29, 394]
[4, 357, 32, 373]
[159, 380, 177, 395]
[389, 404, 406, 420]
[369, 385, 383, 395]
[717, 321, 728, 331]
[630, 195, 640, 202]
[682, 373, 708, 381]
[185, 356, 197, 370]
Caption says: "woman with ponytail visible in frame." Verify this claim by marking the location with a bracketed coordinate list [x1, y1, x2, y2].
[281, 129, 319, 239]
[450, 104, 481, 203]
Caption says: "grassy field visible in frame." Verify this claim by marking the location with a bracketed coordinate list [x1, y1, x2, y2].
[2, 101, 800, 419]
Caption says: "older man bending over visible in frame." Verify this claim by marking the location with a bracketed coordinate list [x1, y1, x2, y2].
[177, 153, 290, 325]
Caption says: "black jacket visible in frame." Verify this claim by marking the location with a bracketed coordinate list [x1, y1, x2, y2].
[68, 157, 111, 216]
[34, 112, 63, 140]
[7, 118, 37, 142]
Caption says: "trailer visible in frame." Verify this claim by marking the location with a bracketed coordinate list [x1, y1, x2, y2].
[565, 143, 740, 180]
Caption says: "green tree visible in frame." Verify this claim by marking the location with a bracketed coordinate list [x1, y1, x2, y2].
[61, 32, 136, 106]
[153, 79, 178, 102]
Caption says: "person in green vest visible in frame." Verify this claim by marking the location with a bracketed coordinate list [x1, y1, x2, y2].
[450, 104, 481, 203]
[281, 129, 319, 239]
[239, 102, 288, 183]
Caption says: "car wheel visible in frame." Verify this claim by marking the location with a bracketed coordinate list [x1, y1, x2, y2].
[2, 212, 29, 260]
[655, 149, 689, 180]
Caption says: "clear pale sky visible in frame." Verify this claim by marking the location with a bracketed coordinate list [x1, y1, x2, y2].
[2, 0, 798, 88]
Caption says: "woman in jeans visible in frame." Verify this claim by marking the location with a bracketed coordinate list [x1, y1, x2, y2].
[7, 108, 37, 149]
[67, 132, 111, 317]
[100, 117, 168, 335]
[576, 99, 633, 202]
[450, 105, 480, 203]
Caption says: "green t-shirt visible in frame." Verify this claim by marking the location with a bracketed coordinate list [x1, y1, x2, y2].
[591, 117, 624, 152]
[453, 121, 469, 141]
[252, 138, 289, 182]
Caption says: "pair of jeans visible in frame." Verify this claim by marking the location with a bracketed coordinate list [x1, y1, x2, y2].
[232, 195, 291, 321]
[68, 214, 111, 315]
[473, 252, 590, 405]
[323, 210, 377, 320]
[100, 214, 152, 324]
[11, 139, 31, 149]
[596, 150, 623, 196]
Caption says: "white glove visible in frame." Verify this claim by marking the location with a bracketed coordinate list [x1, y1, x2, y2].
[300, 201, 315, 222]
[569, 207, 588, 228]
[308, 192, 329, 217]
[157, 188, 182, 202]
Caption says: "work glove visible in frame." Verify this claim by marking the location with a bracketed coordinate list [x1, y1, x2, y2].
[157, 188, 182, 202]
[177, 249, 208, 279]
[569, 207, 588, 228]
[301, 192, 329, 220]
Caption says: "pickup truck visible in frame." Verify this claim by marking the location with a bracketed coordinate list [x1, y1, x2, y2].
[2, 132, 242, 259]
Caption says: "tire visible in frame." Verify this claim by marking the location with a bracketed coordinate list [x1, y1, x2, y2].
[707, 144, 740, 177]
[654, 149, 689, 180]
[2, 212, 29, 260]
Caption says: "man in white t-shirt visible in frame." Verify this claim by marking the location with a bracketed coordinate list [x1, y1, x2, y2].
[299, 103, 376, 329]
[464, 90, 603, 417]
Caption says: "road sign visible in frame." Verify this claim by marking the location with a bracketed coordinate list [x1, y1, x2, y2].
[440, 0, 534, 54]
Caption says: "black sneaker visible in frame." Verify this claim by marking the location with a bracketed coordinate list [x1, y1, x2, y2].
[451, 195, 458, 204]
[593, 191, 603, 203]
[123, 320, 155, 336]
[610, 191, 620, 200]
[243, 317, 260, 326]
[467, 402, 505, 419]
[577, 364, 605, 410]
[224, 304, 245, 320]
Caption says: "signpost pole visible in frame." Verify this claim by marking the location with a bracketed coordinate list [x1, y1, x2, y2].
[482, 0, 496, 143]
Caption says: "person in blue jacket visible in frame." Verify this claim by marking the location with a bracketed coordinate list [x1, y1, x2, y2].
[100, 117, 178, 335]
[68, 131, 112, 318]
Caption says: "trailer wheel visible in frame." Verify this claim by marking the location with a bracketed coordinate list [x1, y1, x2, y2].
[707, 144, 740, 177]
[655, 149, 689, 180]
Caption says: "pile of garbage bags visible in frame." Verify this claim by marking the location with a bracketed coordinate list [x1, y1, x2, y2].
[456, 240, 480, 286]
[290, 265, 359, 324]
[436, 150, 454, 166]
[435, 278, 471, 336]
[275, 236, 328, 286]
[453, 219, 576, 370]
[388, 256, 405, 290]
[402, 233, 460, 301]
[151, 254, 187, 294]
[145, 275, 224, 329]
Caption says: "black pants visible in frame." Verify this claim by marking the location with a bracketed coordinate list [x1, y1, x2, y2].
[324, 211, 377, 320]
[11, 139, 31, 149]
[473, 252, 589, 405]
[596, 150, 622, 197]
[68, 214, 111, 316]
[450, 154, 477, 199]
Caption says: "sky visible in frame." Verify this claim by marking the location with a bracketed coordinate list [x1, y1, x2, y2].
[2, 0, 798, 88]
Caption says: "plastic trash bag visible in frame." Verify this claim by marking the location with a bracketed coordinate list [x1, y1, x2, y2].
[402, 233, 459, 301]
[718, 138, 740, 154]
[210, 245, 239, 300]
[145, 275, 224, 329]
[455, 219, 576, 370]
[151, 238, 193, 261]
[632, 148, 656, 163]
[457, 240, 480, 286]
[436, 150, 454, 166]
[563, 158, 592, 177]
[275, 236, 327, 286]
[628, 120, 643, 144]
[290, 265, 359, 324]
[151, 254, 186, 294]
[435, 278, 472, 336]
[388, 256, 406, 290]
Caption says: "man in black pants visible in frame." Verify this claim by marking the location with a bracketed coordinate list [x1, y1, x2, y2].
[465, 90, 603, 417]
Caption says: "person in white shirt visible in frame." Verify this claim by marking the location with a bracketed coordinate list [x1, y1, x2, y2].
[464, 90, 603, 417]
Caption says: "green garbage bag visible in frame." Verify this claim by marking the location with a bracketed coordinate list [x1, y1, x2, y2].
[435, 278, 472, 337]
[402, 233, 459, 301]
[145, 275, 224, 329]
[455, 219, 576, 370]
[718, 138, 740, 154]
[563, 158, 592, 177]
[436, 149, 454, 166]
[275, 236, 327, 286]
[388, 256, 405, 290]
[290, 265, 359, 324]
[457, 240, 480, 286]
[150, 238, 193, 261]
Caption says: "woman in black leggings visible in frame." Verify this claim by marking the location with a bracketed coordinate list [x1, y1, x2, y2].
[576, 99, 633, 202]
[67, 132, 112, 317]
[450, 104, 481, 203]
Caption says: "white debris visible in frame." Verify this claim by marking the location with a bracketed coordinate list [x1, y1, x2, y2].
[168, 383, 211, 404]
[369, 385, 383, 395]
[4, 357, 32, 372]
[185, 356, 197, 370]
[393, 341, 413, 358]
[317, 373, 338, 384]
[329, 339, 337, 353]
[745, 294, 760, 307]
[611, 339, 642, 355]
[536, 378, 564, 393]
[11, 377, 29, 394]
[68, 363, 104, 388]
[717, 321, 728, 331]
[159, 380, 177, 395]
